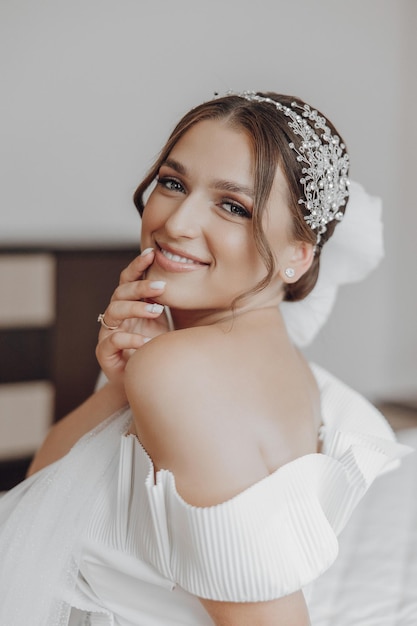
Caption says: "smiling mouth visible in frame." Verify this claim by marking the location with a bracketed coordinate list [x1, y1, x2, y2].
[161, 248, 197, 265]
[157, 243, 209, 266]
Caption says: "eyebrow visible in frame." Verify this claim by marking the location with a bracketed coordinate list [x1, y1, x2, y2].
[163, 158, 187, 176]
[161, 158, 254, 199]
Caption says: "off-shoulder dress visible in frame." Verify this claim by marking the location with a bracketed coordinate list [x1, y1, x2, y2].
[0, 364, 410, 626]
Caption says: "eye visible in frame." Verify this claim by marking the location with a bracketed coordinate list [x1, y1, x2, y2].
[157, 176, 185, 193]
[220, 200, 251, 219]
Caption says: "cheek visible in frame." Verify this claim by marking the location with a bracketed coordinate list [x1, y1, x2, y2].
[216, 231, 266, 278]
[140, 201, 158, 243]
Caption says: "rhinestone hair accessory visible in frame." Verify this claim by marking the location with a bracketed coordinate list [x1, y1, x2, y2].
[226, 91, 350, 245]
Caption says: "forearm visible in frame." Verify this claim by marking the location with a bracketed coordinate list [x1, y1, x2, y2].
[27, 382, 127, 476]
[200, 591, 311, 626]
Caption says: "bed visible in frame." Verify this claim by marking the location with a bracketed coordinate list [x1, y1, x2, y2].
[308, 426, 417, 625]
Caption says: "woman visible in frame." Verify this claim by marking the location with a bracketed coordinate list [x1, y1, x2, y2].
[0, 92, 409, 625]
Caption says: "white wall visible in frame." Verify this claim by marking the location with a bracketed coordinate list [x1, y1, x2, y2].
[1, 0, 416, 400]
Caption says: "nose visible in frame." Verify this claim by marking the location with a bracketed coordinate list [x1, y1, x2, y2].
[164, 193, 205, 239]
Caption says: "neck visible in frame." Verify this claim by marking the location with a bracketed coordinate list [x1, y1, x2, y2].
[168, 290, 284, 331]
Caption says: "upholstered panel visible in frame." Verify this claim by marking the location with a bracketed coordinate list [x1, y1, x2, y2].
[0, 247, 137, 489]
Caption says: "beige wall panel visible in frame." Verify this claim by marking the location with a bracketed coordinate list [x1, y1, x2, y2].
[0, 381, 53, 458]
[0, 254, 55, 327]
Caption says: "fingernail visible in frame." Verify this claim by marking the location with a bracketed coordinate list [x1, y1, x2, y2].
[143, 337, 152, 344]
[150, 281, 166, 290]
[145, 303, 164, 314]
[141, 247, 154, 256]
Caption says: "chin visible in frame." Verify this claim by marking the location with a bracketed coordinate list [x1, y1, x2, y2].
[144, 265, 164, 282]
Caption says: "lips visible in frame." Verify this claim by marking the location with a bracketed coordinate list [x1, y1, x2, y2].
[158, 242, 208, 264]
[154, 242, 210, 272]
[160, 247, 198, 265]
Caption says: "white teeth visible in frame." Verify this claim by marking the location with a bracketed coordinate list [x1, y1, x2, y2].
[161, 248, 196, 264]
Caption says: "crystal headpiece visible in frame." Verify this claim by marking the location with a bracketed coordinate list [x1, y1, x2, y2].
[226, 91, 350, 245]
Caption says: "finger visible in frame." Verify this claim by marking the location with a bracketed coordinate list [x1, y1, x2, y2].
[97, 311, 122, 331]
[96, 332, 150, 372]
[111, 277, 166, 304]
[98, 330, 150, 353]
[119, 248, 155, 285]
[100, 277, 165, 330]
[103, 300, 165, 327]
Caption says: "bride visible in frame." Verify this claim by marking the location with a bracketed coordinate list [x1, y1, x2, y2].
[0, 92, 409, 625]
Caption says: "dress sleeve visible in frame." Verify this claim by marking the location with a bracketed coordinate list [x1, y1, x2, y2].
[155, 365, 412, 603]
[165, 454, 340, 601]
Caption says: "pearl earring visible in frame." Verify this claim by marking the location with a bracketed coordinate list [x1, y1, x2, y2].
[285, 267, 295, 279]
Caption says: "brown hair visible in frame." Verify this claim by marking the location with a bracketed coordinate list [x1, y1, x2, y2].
[133, 92, 349, 302]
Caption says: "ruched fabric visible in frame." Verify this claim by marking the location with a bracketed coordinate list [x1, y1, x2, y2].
[0, 365, 411, 626]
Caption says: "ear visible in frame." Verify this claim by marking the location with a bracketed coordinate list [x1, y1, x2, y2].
[279, 241, 315, 283]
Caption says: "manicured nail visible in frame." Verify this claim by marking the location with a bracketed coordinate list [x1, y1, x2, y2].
[150, 281, 166, 290]
[145, 303, 164, 314]
[141, 247, 154, 256]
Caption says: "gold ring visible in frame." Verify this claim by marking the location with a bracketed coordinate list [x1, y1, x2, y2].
[97, 313, 120, 330]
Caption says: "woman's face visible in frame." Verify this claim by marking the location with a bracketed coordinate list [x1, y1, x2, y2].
[141, 118, 295, 326]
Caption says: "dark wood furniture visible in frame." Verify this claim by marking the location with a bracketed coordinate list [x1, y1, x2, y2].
[0, 246, 137, 490]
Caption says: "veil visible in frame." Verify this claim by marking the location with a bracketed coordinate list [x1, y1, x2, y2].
[0, 408, 131, 626]
[281, 181, 384, 346]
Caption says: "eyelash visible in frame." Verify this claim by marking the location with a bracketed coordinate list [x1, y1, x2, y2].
[156, 176, 251, 219]
[220, 200, 251, 219]
[157, 176, 185, 193]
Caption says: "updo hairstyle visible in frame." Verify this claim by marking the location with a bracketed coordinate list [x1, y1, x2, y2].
[133, 93, 349, 302]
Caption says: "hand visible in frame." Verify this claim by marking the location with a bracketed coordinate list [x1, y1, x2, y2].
[96, 248, 169, 385]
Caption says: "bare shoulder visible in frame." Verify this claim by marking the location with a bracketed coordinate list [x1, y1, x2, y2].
[124, 326, 270, 506]
[124, 321, 321, 508]
[126, 325, 215, 376]
[125, 325, 222, 410]
[125, 327, 221, 442]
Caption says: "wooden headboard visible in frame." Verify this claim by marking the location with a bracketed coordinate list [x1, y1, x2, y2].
[0, 246, 137, 490]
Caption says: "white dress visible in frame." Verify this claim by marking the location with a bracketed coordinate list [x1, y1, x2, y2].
[0, 364, 411, 626]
